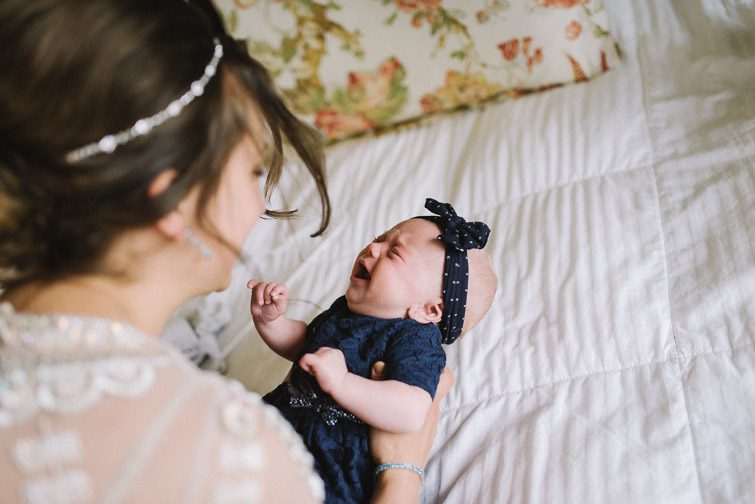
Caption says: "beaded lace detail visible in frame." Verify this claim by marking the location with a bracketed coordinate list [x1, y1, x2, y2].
[0, 303, 169, 427]
[219, 381, 325, 503]
[0, 304, 170, 504]
[0, 303, 324, 503]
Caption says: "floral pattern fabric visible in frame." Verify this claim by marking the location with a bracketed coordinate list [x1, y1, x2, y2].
[216, 0, 620, 141]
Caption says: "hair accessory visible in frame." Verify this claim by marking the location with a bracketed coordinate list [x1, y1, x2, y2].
[374, 462, 425, 482]
[65, 39, 224, 163]
[418, 198, 490, 344]
[184, 228, 214, 260]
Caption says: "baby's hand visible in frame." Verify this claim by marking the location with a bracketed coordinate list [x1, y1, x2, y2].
[247, 280, 289, 324]
[299, 347, 348, 395]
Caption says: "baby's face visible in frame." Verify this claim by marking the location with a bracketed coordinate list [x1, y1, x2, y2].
[345, 218, 445, 319]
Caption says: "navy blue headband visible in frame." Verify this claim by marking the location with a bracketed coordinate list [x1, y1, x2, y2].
[418, 198, 490, 344]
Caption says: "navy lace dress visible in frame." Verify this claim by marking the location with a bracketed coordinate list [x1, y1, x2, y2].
[264, 296, 446, 504]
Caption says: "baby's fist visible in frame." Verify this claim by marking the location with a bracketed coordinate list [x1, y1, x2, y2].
[247, 280, 289, 323]
[299, 347, 348, 395]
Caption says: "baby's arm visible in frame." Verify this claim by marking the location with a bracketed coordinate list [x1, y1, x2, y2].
[299, 348, 432, 433]
[247, 280, 307, 361]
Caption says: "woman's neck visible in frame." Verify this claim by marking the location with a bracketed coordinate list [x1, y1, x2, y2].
[3, 275, 182, 338]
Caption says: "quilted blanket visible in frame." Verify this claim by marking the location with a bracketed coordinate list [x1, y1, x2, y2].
[170, 0, 755, 502]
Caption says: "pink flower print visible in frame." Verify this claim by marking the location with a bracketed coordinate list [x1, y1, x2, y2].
[420, 71, 503, 112]
[394, 0, 441, 27]
[526, 48, 543, 71]
[565, 20, 582, 39]
[420, 94, 444, 114]
[499, 36, 543, 72]
[522, 36, 533, 54]
[348, 58, 401, 110]
[498, 38, 519, 60]
[600, 50, 609, 72]
[315, 109, 375, 139]
[537, 0, 587, 7]
[394, 0, 442, 13]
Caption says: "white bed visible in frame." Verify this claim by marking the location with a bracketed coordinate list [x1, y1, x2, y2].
[167, 0, 755, 502]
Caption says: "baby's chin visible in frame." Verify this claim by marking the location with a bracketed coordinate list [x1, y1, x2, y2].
[344, 291, 370, 316]
[344, 294, 405, 320]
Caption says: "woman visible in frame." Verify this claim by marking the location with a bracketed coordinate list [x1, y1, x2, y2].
[0, 0, 450, 502]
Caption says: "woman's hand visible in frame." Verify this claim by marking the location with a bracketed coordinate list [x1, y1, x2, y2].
[368, 363, 455, 503]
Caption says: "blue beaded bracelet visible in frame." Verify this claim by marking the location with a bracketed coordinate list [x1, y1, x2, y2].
[374, 462, 425, 482]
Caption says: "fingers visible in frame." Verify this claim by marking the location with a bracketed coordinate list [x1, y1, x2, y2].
[370, 361, 387, 381]
[298, 349, 324, 373]
[424, 369, 453, 423]
[247, 280, 288, 306]
[421, 368, 454, 446]
[434, 368, 455, 403]
[299, 348, 347, 395]
[298, 352, 317, 373]
[430, 369, 454, 411]
[300, 347, 343, 369]
[299, 354, 311, 372]
[370, 363, 453, 402]
[421, 368, 454, 440]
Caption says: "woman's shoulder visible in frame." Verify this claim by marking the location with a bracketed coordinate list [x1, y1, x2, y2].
[182, 372, 326, 503]
[135, 344, 326, 502]
[0, 309, 324, 503]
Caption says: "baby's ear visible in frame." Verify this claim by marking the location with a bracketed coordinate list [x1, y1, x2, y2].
[407, 298, 443, 324]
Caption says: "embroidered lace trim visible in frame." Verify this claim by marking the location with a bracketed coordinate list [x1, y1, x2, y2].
[0, 304, 324, 502]
[0, 303, 169, 427]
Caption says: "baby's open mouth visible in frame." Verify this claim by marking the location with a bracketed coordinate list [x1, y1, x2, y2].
[354, 263, 371, 280]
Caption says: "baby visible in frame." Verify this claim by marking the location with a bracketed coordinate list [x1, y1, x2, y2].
[248, 198, 497, 503]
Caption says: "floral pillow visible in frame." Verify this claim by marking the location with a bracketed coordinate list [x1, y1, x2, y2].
[215, 0, 620, 142]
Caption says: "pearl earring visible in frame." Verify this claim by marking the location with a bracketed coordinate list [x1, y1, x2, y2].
[184, 227, 214, 260]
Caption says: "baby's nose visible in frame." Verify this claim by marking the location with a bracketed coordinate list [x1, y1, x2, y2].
[367, 242, 381, 258]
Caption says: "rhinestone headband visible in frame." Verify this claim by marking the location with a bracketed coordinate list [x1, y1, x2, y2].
[66, 38, 224, 163]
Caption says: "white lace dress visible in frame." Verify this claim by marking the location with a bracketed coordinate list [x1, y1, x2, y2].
[0, 304, 324, 504]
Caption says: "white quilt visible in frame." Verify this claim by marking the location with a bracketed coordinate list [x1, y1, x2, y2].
[182, 1, 755, 502]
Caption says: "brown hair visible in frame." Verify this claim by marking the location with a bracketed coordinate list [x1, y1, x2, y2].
[0, 0, 330, 289]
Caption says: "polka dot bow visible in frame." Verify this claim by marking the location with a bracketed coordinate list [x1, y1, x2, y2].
[418, 198, 491, 344]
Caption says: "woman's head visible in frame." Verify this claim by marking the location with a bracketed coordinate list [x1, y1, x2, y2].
[0, 0, 330, 290]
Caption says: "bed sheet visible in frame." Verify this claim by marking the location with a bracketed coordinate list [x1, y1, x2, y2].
[206, 0, 755, 502]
